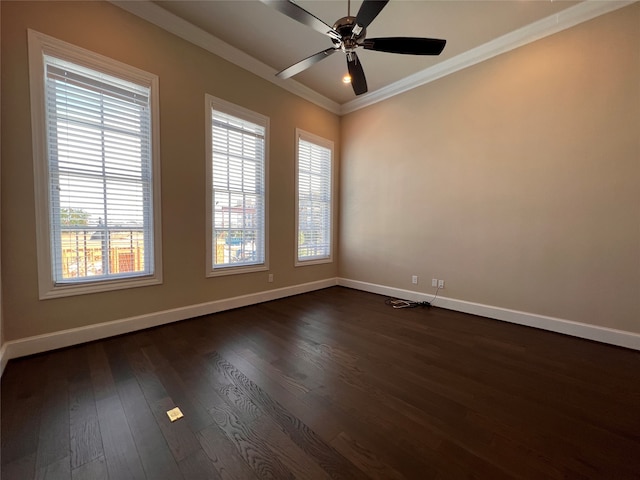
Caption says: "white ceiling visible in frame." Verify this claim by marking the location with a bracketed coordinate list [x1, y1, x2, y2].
[114, 1, 633, 113]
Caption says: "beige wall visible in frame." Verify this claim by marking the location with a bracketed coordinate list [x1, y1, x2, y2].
[1, 1, 340, 341]
[2, 1, 639, 345]
[340, 4, 640, 334]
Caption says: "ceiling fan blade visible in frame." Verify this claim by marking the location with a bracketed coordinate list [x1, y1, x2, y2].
[363, 37, 446, 55]
[261, 0, 341, 41]
[347, 52, 368, 96]
[355, 0, 389, 29]
[276, 47, 338, 79]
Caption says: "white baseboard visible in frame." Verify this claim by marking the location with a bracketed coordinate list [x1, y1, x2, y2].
[3, 275, 637, 377]
[0, 343, 8, 377]
[0, 278, 337, 375]
[338, 278, 640, 351]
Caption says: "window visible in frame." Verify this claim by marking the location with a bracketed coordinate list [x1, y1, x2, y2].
[296, 129, 333, 265]
[205, 95, 268, 276]
[29, 30, 162, 298]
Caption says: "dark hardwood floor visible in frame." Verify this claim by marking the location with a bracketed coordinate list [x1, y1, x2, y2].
[2, 286, 640, 479]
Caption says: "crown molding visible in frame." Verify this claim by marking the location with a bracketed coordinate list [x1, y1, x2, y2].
[340, 0, 636, 114]
[111, 0, 634, 116]
[109, 0, 341, 115]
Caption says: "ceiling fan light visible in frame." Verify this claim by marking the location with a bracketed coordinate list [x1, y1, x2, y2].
[342, 74, 352, 84]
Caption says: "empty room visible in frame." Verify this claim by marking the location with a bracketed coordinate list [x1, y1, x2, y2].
[1, 0, 639, 479]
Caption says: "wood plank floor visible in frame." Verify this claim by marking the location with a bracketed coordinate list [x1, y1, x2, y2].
[2, 286, 640, 479]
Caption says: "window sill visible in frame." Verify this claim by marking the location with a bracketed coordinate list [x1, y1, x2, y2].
[206, 264, 268, 278]
[39, 274, 162, 300]
[295, 257, 333, 267]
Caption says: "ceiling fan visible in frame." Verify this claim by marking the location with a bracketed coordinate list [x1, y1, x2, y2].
[261, 0, 446, 96]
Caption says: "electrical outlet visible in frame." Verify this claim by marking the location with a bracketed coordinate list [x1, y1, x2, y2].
[412, 275, 418, 285]
[438, 279, 445, 289]
[268, 274, 274, 283]
[432, 278, 438, 287]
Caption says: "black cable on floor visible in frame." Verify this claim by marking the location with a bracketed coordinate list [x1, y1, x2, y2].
[385, 286, 440, 309]
[385, 298, 430, 308]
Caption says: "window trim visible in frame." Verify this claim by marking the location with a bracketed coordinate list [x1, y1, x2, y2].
[205, 94, 269, 277]
[295, 128, 334, 267]
[28, 30, 162, 299]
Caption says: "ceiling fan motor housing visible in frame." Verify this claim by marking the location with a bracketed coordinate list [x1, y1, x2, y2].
[332, 16, 367, 53]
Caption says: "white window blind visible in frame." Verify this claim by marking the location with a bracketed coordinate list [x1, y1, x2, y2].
[209, 100, 267, 271]
[44, 55, 155, 284]
[296, 131, 333, 264]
